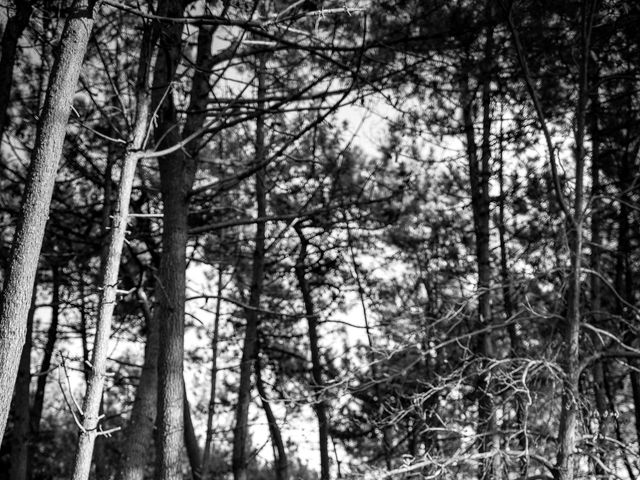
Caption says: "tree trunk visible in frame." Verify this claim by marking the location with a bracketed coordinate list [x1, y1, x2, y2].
[232, 53, 268, 480]
[255, 353, 288, 480]
[30, 264, 60, 433]
[497, 116, 528, 477]
[201, 267, 224, 480]
[184, 386, 203, 480]
[116, 288, 159, 480]
[294, 225, 329, 480]
[588, 66, 608, 477]
[153, 2, 215, 478]
[69, 14, 155, 480]
[460, 44, 499, 476]
[554, 4, 591, 479]
[0, 0, 98, 443]
[0, 0, 33, 142]
[8, 287, 35, 480]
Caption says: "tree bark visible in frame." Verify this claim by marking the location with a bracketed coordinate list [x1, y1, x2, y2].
[294, 225, 329, 480]
[69, 12, 155, 479]
[153, 2, 216, 478]
[232, 52, 268, 480]
[0, 0, 33, 142]
[0, 0, 98, 443]
[8, 287, 35, 480]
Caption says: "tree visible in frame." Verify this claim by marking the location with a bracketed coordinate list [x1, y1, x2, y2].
[0, 0, 99, 443]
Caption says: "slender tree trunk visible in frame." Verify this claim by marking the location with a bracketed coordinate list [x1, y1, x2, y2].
[255, 353, 288, 480]
[201, 267, 224, 480]
[70, 15, 155, 480]
[0, 0, 33, 143]
[460, 51, 499, 477]
[117, 288, 159, 480]
[616, 137, 640, 457]
[183, 385, 203, 480]
[587, 67, 608, 477]
[555, 4, 592, 479]
[497, 116, 528, 476]
[30, 265, 60, 432]
[0, 0, 98, 443]
[8, 287, 35, 480]
[294, 225, 330, 480]
[232, 53, 268, 480]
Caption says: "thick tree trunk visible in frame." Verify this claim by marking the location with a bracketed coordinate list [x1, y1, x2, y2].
[8, 288, 35, 480]
[294, 226, 329, 480]
[117, 288, 159, 480]
[153, 3, 215, 478]
[0, 0, 98, 443]
[255, 354, 288, 480]
[30, 265, 60, 433]
[232, 53, 268, 480]
[0, 0, 33, 142]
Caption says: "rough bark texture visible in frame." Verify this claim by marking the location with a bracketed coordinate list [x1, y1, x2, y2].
[0, 0, 32, 142]
[152, 4, 189, 480]
[294, 226, 329, 480]
[152, 2, 217, 477]
[8, 288, 35, 480]
[0, 0, 97, 443]
[232, 53, 267, 480]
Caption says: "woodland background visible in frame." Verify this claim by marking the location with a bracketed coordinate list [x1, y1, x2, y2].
[0, 0, 638, 480]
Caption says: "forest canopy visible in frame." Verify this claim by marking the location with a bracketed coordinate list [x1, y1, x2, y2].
[0, 1, 639, 480]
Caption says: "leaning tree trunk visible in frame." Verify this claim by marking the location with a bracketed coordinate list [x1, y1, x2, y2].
[69, 13, 155, 480]
[294, 225, 329, 480]
[232, 52, 268, 480]
[184, 383, 203, 480]
[0, 0, 98, 443]
[255, 352, 288, 480]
